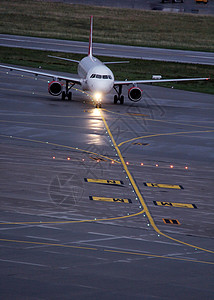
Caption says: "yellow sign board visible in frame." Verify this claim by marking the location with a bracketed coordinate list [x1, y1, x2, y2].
[144, 183, 183, 189]
[163, 219, 180, 225]
[154, 201, 197, 209]
[85, 178, 124, 185]
[89, 196, 132, 203]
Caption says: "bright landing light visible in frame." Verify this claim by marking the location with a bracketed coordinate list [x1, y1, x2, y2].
[94, 92, 102, 102]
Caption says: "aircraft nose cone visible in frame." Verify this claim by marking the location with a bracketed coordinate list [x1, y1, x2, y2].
[88, 79, 113, 94]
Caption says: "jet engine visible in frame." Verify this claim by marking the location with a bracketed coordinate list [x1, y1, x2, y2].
[48, 81, 63, 96]
[128, 87, 143, 102]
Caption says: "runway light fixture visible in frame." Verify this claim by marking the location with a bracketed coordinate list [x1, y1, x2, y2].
[52, 156, 55, 159]
[170, 165, 174, 169]
[141, 163, 144, 166]
[111, 160, 115, 164]
[126, 162, 129, 165]
[67, 157, 71, 161]
[155, 164, 159, 167]
[185, 166, 188, 170]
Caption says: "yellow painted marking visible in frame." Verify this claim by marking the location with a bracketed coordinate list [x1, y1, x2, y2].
[118, 130, 214, 147]
[85, 178, 123, 185]
[163, 219, 180, 225]
[0, 238, 213, 265]
[0, 134, 120, 164]
[90, 196, 131, 203]
[127, 113, 147, 116]
[101, 111, 214, 254]
[0, 238, 97, 251]
[144, 183, 183, 189]
[89, 156, 108, 162]
[144, 117, 214, 130]
[102, 109, 214, 130]
[132, 142, 149, 146]
[0, 210, 144, 225]
[104, 249, 214, 265]
[154, 201, 197, 209]
[102, 109, 148, 117]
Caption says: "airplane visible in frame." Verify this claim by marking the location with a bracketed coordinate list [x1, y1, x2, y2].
[0, 16, 210, 108]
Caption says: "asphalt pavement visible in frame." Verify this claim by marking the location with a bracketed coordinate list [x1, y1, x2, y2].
[0, 67, 213, 299]
[1, 34, 214, 65]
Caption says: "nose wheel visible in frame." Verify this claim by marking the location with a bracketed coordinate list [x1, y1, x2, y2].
[95, 103, 102, 108]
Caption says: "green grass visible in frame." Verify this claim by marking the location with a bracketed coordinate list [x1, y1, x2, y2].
[0, 0, 214, 51]
[1, 46, 213, 94]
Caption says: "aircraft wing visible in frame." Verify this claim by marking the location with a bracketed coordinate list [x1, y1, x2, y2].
[0, 64, 81, 85]
[114, 77, 210, 86]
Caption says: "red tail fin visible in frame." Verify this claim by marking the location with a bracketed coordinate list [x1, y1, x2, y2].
[88, 16, 93, 57]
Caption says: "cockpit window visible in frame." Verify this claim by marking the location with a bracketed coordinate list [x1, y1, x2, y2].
[90, 74, 112, 79]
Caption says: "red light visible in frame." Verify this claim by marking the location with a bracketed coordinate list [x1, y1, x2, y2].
[141, 163, 144, 166]
[53, 156, 55, 159]
[111, 161, 115, 164]
[170, 165, 174, 168]
[97, 159, 100, 163]
[67, 157, 71, 161]
[155, 164, 159, 167]
[126, 162, 129, 165]
[82, 159, 85, 161]
[185, 166, 188, 169]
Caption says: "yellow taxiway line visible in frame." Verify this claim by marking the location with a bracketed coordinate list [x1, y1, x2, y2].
[101, 111, 214, 254]
[0, 210, 144, 225]
[118, 129, 214, 148]
[0, 134, 120, 164]
[0, 238, 213, 265]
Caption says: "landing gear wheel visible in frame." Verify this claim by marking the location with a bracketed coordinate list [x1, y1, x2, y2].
[99, 103, 102, 108]
[114, 95, 118, 104]
[120, 95, 124, 105]
[61, 91, 66, 100]
[68, 92, 72, 101]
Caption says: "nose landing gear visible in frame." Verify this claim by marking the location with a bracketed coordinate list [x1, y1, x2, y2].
[95, 103, 102, 108]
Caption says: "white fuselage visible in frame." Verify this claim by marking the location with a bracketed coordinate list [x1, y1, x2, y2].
[78, 56, 114, 94]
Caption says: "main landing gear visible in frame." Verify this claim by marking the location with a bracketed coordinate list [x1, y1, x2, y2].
[113, 85, 124, 105]
[61, 81, 74, 100]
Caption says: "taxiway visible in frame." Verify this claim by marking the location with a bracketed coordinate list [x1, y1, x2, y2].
[0, 68, 214, 299]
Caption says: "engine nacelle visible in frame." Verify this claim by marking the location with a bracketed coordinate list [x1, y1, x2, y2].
[128, 87, 143, 102]
[48, 81, 63, 96]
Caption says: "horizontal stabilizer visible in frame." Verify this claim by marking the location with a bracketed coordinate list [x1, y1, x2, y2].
[103, 61, 130, 65]
[48, 55, 79, 63]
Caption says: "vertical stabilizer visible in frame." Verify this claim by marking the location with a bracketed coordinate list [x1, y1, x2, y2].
[88, 16, 93, 57]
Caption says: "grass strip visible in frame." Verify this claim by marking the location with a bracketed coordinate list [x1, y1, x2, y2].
[0, 0, 214, 52]
[0, 46, 213, 94]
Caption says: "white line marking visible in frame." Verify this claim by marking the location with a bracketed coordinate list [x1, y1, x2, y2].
[0, 258, 47, 267]
[27, 236, 59, 241]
